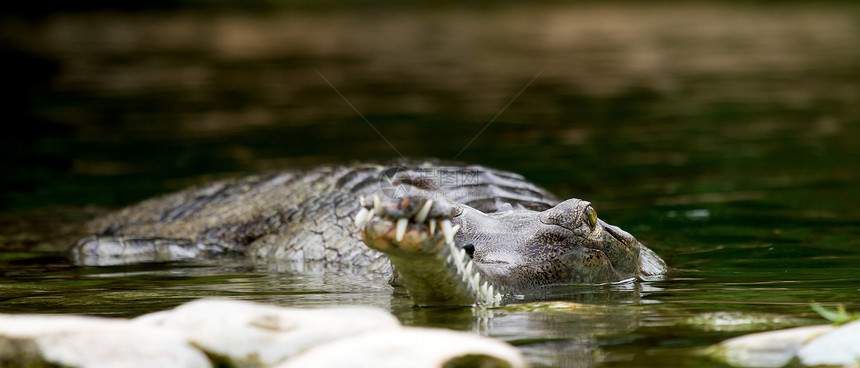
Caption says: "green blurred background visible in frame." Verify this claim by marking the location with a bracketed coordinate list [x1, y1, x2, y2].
[4, 1, 859, 212]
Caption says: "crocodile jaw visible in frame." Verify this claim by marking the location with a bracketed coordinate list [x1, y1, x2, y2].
[358, 195, 503, 307]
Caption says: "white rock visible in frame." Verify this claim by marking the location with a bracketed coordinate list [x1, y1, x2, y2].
[132, 298, 402, 367]
[797, 320, 860, 366]
[276, 327, 527, 368]
[1, 299, 528, 368]
[715, 324, 834, 367]
[0, 314, 211, 368]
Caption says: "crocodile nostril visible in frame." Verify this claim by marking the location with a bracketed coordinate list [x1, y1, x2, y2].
[463, 243, 475, 258]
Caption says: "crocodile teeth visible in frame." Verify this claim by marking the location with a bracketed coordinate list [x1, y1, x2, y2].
[395, 218, 409, 242]
[451, 224, 460, 237]
[373, 195, 382, 215]
[359, 195, 366, 207]
[441, 220, 454, 245]
[447, 239, 458, 255]
[354, 207, 371, 227]
[428, 219, 436, 236]
[414, 200, 433, 223]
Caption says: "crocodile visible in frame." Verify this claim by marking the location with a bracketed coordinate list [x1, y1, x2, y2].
[70, 160, 667, 306]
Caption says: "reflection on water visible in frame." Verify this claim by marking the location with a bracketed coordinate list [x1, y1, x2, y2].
[2, 2, 860, 367]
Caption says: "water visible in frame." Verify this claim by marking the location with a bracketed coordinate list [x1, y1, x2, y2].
[2, 3, 860, 367]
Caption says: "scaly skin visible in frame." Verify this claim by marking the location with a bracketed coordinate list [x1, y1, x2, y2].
[70, 160, 666, 306]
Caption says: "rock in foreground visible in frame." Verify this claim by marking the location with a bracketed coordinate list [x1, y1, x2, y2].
[0, 314, 210, 368]
[711, 319, 860, 367]
[0, 298, 526, 368]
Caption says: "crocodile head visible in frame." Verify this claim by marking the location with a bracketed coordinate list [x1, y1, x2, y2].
[356, 188, 667, 307]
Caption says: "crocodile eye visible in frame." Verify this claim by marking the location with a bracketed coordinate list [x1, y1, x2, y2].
[584, 206, 598, 229]
[539, 198, 594, 232]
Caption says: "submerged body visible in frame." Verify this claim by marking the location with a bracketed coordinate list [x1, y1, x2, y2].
[72, 160, 666, 306]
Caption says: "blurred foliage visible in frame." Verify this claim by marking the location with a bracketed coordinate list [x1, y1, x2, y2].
[811, 303, 860, 326]
[3, 0, 858, 16]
